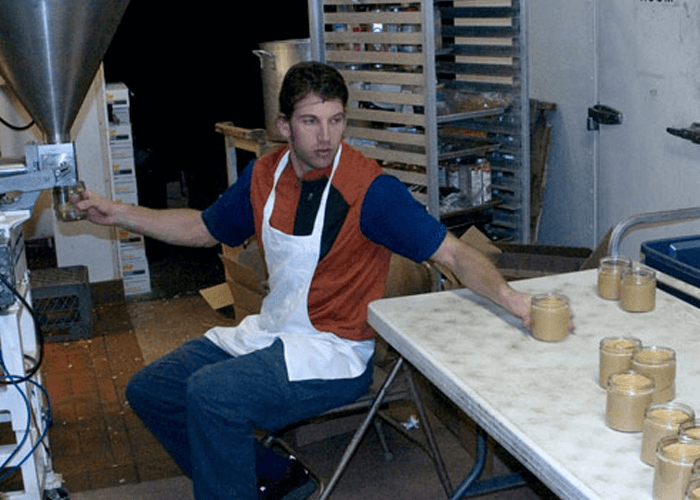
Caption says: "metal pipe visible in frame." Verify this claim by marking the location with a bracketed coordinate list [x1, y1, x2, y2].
[608, 207, 700, 257]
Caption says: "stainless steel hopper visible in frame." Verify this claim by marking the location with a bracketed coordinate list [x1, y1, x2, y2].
[0, 0, 130, 214]
[0, 0, 131, 144]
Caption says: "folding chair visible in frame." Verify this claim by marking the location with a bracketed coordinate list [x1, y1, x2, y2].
[263, 255, 453, 499]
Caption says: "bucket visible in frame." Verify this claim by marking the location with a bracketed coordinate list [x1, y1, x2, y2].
[253, 38, 311, 142]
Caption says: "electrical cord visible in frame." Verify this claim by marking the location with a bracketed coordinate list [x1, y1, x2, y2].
[0, 273, 45, 384]
[0, 115, 35, 131]
[0, 271, 51, 486]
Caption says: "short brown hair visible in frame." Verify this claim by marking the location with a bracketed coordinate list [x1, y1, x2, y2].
[278, 62, 348, 119]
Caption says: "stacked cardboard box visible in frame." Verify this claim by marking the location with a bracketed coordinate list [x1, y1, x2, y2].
[105, 83, 152, 296]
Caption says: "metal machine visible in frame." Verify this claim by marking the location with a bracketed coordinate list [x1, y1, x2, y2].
[0, 1, 130, 498]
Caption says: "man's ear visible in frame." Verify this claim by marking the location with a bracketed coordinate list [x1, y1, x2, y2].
[277, 116, 291, 140]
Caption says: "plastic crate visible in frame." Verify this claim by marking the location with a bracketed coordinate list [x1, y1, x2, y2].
[29, 265, 93, 342]
[641, 235, 700, 307]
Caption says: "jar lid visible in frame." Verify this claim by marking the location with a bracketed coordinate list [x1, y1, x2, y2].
[633, 346, 676, 365]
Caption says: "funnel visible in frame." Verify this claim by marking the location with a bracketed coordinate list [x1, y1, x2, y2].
[0, 0, 131, 144]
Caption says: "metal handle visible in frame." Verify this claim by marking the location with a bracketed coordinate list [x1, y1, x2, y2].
[252, 49, 275, 69]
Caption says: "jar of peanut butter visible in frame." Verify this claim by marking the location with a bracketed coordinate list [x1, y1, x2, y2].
[681, 420, 700, 442]
[598, 256, 631, 300]
[530, 293, 570, 342]
[620, 264, 657, 312]
[599, 336, 642, 388]
[641, 402, 695, 466]
[653, 435, 700, 500]
[686, 477, 700, 500]
[631, 346, 676, 403]
[605, 370, 655, 432]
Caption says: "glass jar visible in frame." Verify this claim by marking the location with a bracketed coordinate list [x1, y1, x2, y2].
[598, 256, 631, 300]
[53, 180, 86, 221]
[605, 370, 655, 432]
[620, 264, 657, 312]
[598, 336, 642, 388]
[641, 402, 695, 466]
[631, 346, 676, 404]
[653, 435, 700, 500]
[530, 293, 570, 342]
[687, 477, 700, 500]
[681, 420, 700, 442]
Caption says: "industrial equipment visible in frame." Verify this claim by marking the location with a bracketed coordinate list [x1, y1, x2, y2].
[0, 1, 130, 498]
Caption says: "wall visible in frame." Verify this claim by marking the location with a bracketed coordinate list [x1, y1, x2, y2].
[529, 1, 700, 258]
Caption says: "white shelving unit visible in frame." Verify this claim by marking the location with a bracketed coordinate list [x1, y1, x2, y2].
[308, 0, 529, 242]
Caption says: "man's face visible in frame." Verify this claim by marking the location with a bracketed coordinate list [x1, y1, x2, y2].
[277, 92, 345, 177]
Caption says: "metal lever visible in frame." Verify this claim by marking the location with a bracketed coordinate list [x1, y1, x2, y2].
[587, 104, 623, 130]
[666, 123, 700, 144]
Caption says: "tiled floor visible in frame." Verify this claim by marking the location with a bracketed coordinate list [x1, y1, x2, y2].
[42, 294, 238, 492]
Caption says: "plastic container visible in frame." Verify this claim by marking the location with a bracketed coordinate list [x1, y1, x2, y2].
[642, 235, 700, 308]
[641, 402, 695, 466]
[653, 435, 700, 500]
[605, 370, 655, 432]
[631, 346, 676, 404]
[598, 256, 631, 300]
[530, 293, 570, 342]
[598, 336, 642, 388]
[620, 264, 657, 312]
[53, 180, 86, 221]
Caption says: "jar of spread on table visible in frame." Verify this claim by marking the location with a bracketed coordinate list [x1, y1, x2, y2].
[605, 370, 655, 432]
[620, 264, 657, 312]
[641, 402, 695, 466]
[598, 256, 631, 300]
[686, 477, 700, 500]
[631, 346, 676, 404]
[530, 293, 570, 342]
[653, 435, 700, 500]
[681, 420, 700, 442]
[599, 336, 642, 388]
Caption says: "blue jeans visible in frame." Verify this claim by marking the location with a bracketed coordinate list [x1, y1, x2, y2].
[125, 336, 373, 500]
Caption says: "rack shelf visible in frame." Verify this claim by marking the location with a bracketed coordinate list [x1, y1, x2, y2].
[309, 0, 529, 242]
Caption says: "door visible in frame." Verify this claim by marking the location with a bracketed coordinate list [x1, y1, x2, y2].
[596, 0, 700, 258]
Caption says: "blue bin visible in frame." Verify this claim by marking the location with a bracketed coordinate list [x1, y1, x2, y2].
[641, 235, 700, 306]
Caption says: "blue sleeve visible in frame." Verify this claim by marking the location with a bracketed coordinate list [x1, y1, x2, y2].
[360, 174, 448, 263]
[201, 160, 256, 247]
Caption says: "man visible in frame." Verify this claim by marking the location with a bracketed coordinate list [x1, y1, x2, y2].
[76, 61, 533, 500]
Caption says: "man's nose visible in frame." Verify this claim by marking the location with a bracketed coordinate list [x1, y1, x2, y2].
[319, 121, 331, 142]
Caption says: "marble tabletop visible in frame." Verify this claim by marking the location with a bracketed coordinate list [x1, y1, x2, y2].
[367, 269, 700, 500]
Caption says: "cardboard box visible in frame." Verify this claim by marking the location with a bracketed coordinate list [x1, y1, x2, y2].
[438, 227, 594, 287]
[217, 240, 269, 323]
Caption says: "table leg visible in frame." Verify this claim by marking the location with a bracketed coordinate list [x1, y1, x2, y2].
[448, 426, 528, 500]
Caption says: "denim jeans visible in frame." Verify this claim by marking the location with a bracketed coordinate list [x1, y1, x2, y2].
[125, 336, 373, 500]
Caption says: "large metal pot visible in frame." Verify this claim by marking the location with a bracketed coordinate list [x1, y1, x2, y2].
[253, 38, 311, 142]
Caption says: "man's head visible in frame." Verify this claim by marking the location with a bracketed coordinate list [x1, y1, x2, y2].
[277, 62, 349, 177]
[278, 61, 348, 120]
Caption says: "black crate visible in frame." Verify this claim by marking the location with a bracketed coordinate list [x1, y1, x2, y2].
[30, 266, 93, 342]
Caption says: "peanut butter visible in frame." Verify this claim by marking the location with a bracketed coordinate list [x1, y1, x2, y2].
[606, 371, 654, 432]
[653, 439, 700, 500]
[598, 257, 630, 300]
[599, 337, 642, 388]
[531, 294, 570, 342]
[641, 405, 695, 466]
[631, 347, 676, 404]
[620, 266, 656, 312]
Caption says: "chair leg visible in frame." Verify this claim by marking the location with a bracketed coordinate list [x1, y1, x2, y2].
[404, 365, 454, 497]
[372, 418, 394, 462]
[316, 356, 406, 500]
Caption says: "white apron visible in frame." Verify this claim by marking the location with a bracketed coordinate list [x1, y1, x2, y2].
[205, 146, 374, 381]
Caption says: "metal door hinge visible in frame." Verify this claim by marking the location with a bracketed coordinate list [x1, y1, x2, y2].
[587, 105, 623, 130]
